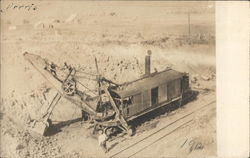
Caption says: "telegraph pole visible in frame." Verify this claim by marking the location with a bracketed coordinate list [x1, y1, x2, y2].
[188, 12, 191, 38]
[188, 12, 191, 44]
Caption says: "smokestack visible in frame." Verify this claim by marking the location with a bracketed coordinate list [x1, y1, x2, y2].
[145, 50, 151, 76]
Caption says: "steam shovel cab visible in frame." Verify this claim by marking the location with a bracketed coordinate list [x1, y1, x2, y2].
[113, 68, 191, 122]
[110, 50, 193, 134]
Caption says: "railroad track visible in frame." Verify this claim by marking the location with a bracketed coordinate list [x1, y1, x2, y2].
[108, 99, 216, 158]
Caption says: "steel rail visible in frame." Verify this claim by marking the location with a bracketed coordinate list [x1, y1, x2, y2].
[109, 99, 216, 158]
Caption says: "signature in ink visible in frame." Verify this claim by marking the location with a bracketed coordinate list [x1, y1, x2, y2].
[180, 138, 204, 153]
[0, 3, 38, 13]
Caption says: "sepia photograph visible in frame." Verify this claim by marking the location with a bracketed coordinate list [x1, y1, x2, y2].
[1, 1, 218, 157]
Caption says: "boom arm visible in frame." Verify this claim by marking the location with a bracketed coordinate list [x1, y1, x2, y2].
[23, 52, 101, 117]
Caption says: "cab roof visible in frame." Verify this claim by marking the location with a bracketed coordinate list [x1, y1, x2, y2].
[113, 68, 183, 98]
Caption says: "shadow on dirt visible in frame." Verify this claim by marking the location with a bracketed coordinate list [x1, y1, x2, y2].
[44, 117, 83, 136]
[0, 112, 4, 120]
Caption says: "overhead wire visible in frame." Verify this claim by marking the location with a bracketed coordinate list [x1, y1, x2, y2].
[76, 80, 98, 96]
[75, 70, 98, 76]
